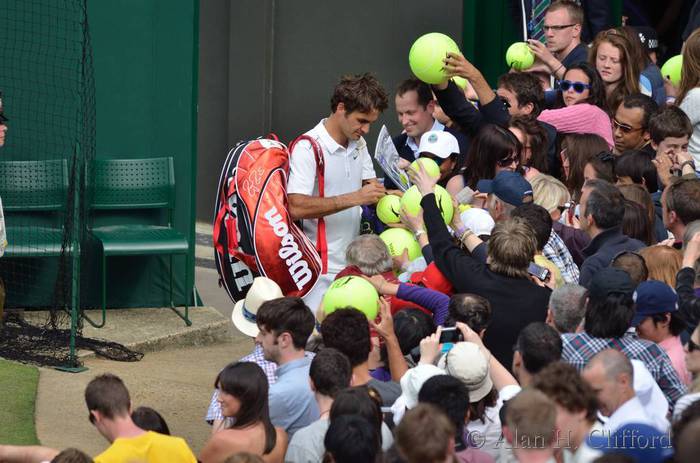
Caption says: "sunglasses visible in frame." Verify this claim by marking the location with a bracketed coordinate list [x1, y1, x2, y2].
[499, 97, 512, 109]
[560, 80, 591, 93]
[497, 155, 518, 167]
[557, 202, 574, 213]
[543, 24, 576, 32]
[689, 338, 700, 353]
[613, 119, 644, 134]
[88, 412, 96, 425]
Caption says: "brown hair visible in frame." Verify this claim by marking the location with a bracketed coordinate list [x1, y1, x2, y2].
[545, 0, 584, 25]
[505, 388, 557, 448]
[677, 28, 700, 106]
[618, 183, 655, 232]
[561, 133, 609, 199]
[330, 73, 388, 114]
[256, 297, 315, 349]
[649, 105, 693, 144]
[532, 362, 599, 424]
[84, 374, 131, 419]
[588, 29, 640, 113]
[664, 177, 700, 226]
[639, 246, 683, 286]
[396, 404, 455, 463]
[487, 218, 537, 279]
[509, 115, 549, 173]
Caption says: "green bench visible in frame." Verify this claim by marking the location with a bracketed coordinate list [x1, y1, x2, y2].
[86, 157, 191, 327]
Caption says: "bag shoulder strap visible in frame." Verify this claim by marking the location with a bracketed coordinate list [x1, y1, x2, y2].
[289, 135, 327, 274]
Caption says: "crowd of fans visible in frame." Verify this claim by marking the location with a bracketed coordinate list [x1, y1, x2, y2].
[8, 1, 700, 462]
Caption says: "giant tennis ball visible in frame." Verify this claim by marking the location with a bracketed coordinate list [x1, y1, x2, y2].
[506, 42, 535, 71]
[322, 276, 379, 319]
[380, 228, 422, 261]
[409, 33, 461, 84]
[661, 55, 683, 87]
[376, 194, 402, 224]
[452, 76, 468, 90]
[400, 185, 454, 224]
[411, 158, 440, 179]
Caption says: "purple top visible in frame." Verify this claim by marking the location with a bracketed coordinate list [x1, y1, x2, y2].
[397, 283, 450, 326]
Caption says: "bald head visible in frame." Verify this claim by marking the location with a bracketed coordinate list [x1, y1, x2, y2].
[588, 349, 634, 382]
[582, 349, 635, 417]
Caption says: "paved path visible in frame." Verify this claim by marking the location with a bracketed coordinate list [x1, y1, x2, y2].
[34, 222, 254, 457]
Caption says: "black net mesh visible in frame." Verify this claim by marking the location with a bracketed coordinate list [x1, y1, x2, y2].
[0, 0, 142, 367]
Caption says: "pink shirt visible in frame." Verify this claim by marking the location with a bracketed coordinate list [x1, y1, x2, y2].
[538, 103, 614, 150]
[660, 336, 692, 386]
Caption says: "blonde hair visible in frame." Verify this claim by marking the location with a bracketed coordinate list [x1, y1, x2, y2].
[639, 246, 683, 287]
[530, 174, 571, 215]
[588, 29, 640, 113]
[488, 219, 537, 279]
[677, 29, 700, 106]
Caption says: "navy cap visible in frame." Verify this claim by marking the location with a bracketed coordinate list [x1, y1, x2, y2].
[588, 268, 635, 304]
[631, 280, 678, 327]
[476, 171, 533, 207]
[587, 423, 673, 463]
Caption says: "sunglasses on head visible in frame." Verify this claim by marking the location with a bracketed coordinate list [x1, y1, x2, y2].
[560, 80, 591, 94]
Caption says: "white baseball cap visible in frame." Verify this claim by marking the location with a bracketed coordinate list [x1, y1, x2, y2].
[460, 207, 496, 237]
[418, 130, 459, 159]
[231, 276, 284, 337]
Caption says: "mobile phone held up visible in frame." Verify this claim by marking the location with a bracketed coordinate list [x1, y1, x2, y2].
[527, 262, 551, 282]
[439, 327, 464, 344]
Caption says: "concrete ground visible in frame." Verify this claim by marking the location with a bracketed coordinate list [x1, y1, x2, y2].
[32, 221, 253, 456]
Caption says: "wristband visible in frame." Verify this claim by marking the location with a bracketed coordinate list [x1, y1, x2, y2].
[460, 229, 474, 242]
[681, 160, 696, 171]
[454, 226, 467, 237]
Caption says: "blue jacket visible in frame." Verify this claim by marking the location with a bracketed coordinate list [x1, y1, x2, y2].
[579, 226, 645, 288]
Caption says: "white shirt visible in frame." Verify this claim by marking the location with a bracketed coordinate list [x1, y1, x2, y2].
[288, 119, 376, 274]
[602, 396, 658, 433]
[405, 119, 445, 158]
[468, 384, 521, 461]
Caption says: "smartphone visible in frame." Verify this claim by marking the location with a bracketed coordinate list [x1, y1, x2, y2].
[528, 262, 551, 282]
[454, 186, 476, 205]
[439, 327, 464, 344]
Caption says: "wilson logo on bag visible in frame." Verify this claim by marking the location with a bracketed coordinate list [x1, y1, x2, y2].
[213, 135, 326, 303]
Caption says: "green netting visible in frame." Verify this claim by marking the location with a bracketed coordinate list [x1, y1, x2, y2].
[0, 0, 141, 367]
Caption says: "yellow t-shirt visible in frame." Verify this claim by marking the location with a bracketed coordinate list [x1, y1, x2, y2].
[94, 431, 197, 463]
[534, 254, 564, 289]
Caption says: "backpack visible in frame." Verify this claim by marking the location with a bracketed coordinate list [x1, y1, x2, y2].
[213, 135, 326, 303]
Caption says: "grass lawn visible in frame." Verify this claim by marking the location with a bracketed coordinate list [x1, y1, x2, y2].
[0, 359, 39, 444]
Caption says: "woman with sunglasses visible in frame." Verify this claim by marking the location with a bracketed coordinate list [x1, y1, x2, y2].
[200, 362, 287, 463]
[588, 29, 640, 115]
[508, 116, 548, 180]
[536, 63, 614, 151]
[446, 124, 521, 196]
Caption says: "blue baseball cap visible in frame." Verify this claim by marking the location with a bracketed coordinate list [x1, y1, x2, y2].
[476, 171, 533, 207]
[631, 280, 678, 327]
[587, 423, 673, 462]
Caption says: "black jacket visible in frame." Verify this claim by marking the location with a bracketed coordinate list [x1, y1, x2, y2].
[422, 192, 550, 369]
[579, 226, 645, 288]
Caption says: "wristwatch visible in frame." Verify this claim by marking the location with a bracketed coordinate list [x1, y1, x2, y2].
[414, 229, 426, 239]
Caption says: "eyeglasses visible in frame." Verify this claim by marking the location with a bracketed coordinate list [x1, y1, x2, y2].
[688, 338, 700, 353]
[497, 155, 518, 167]
[543, 24, 576, 32]
[613, 119, 644, 134]
[560, 80, 592, 93]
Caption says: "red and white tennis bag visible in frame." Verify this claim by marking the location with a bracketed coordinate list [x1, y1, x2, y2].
[213, 135, 326, 303]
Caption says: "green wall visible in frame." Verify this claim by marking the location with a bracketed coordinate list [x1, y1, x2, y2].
[84, 0, 198, 308]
